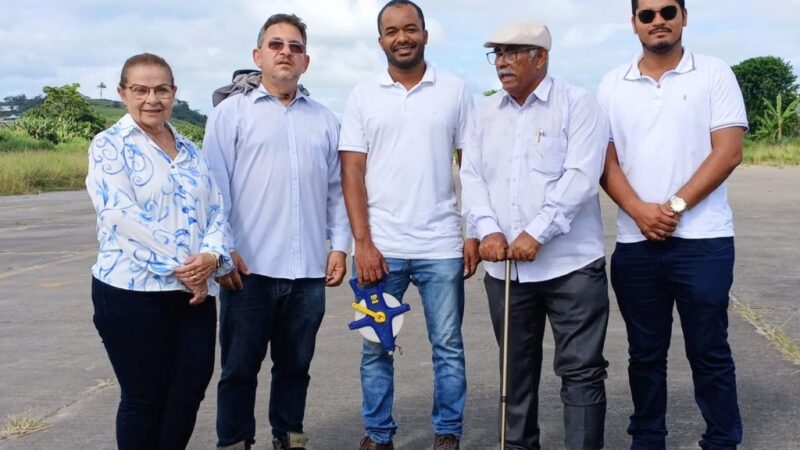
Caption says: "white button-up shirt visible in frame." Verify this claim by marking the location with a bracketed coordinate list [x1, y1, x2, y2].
[338, 64, 473, 259]
[86, 114, 233, 294]
[204, 85, 351, 279]
[461, 76, 608, 282]
[597, 50, 748, 243]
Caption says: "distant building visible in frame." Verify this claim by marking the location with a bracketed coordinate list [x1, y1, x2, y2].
[0, 114, 18, 126]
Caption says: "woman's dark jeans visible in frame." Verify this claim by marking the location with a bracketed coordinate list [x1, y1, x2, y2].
[92, 277, 216, 450]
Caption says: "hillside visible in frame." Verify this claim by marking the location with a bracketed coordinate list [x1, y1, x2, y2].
[88, 98, 206, 129]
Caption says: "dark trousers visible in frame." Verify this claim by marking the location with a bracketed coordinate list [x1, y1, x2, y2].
[611, 237, 742, 450]
[91, 277, 216, 450]
[216, 274, 325, 448]
[484, 258, 609, 450]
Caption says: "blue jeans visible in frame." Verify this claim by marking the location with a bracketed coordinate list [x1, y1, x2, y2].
[91, 277, 216, 450]
[611, 238, 742, 450]
[216, 275, 325, 448]
[358, 258, 466, 443]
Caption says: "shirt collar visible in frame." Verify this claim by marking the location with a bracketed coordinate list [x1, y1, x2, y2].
[115, 113, 195, 158]
[117, 113, 181, 139]
[500, 75, 553, 109]
[624, 48, 696, 80]
[379, 61, 437, 88]
[250, 82, 309, 105]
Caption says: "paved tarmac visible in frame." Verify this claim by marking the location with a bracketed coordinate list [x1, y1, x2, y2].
[0, 166, 798, 449]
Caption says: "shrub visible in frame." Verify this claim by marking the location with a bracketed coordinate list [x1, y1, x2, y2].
[0, 126, 55, 152]
[174, 122, 205, 144]
[14, 115, 95, 144]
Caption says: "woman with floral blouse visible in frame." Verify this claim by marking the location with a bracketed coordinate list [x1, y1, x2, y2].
[85, 53, 232, 450]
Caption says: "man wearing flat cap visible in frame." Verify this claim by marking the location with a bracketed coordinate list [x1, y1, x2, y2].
[461, 21, 611, 450]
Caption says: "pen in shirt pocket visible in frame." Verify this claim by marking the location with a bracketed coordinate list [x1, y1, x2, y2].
[536, 129, 544, 144]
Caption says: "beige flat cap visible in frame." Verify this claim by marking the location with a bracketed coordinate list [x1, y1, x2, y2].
[484, 21, 551, 50]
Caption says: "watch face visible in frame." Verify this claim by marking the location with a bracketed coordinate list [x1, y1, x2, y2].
[670, 197, 687, 213]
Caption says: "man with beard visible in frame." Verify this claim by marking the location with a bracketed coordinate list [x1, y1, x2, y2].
[204, 13, 351, 450]
[461, 21, 610, 450]
[597, 1, 747, 448]
[339, 1, 478, 449]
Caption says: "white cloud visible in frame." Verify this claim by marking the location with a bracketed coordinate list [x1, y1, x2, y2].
[1, 0, 798, 117]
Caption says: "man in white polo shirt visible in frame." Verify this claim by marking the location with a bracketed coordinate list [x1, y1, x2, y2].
[339, 1, 478, 449]
[597, 1, 747, 449]
[461, 21, 610, 450]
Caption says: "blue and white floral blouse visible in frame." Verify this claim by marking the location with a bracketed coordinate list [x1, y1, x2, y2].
[86, 114, 233, 294]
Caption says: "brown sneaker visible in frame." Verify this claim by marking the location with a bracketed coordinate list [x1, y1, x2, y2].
[358, 436, 395, 450]
[433, 434, 460, 450]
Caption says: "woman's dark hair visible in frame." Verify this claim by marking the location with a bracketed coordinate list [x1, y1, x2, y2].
[119, 53, 174, 87]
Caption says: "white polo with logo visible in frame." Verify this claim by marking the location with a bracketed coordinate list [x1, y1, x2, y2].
[338, 64, 473, 259]
[597, 50, 748, 243]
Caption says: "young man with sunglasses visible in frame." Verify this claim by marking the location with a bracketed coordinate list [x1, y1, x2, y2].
[339, 1, 479, 449]
[204, 13, 351, 450]
[597, 1, 748, 449]
[461, 20, 610, 450]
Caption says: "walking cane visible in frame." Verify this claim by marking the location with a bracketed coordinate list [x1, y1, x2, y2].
[499, 259, 511, 450]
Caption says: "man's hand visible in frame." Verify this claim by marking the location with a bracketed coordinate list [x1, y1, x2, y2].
[630, 201, 680, 241]
[463, 238, 480, 279]
[326, 251, 347, 287]
[354, 240, 388, 285]
[508, 231, 541, 261]
[479, 232, 509, 262]
[217, 251, 249, 291]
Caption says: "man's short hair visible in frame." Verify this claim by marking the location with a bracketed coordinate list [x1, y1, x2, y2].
[257, 13, 307, 47]
[377, 0, 425, 35]
[631, 0, 685, 14]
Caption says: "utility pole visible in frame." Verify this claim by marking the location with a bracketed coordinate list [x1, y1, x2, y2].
[97, 82, 107, 99]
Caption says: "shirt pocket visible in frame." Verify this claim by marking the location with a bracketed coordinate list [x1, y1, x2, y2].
[528, 135, 567, 176]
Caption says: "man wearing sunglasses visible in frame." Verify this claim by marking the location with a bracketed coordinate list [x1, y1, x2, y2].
[461, 20, 610, 450]
[339, 1, 478, 449]
[597, 1, 747, 449]
[204, 13, 351, 450]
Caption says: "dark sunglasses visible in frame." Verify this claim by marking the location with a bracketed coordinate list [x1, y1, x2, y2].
[267, 39, 305, 54]
[637, 5, 679, 24]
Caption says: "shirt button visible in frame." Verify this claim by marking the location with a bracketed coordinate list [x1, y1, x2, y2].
[171, 165, 176, 169]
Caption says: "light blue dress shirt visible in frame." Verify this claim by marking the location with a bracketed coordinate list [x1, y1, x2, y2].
[203, 84, 351, 280]
[460, 76, 609, 282]
[86, 114, 233, 294]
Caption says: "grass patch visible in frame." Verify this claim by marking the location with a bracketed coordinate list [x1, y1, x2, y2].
[733, 299, 800, 367]
[742, 138, 800, 165]
[0, 142, 88, 195]
[0, 127, 54, 153]
[94, 378, 115, 389]
[1, 413, 48, 439]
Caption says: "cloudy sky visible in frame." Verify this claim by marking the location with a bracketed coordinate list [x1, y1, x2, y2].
[2, 0, 799, 116]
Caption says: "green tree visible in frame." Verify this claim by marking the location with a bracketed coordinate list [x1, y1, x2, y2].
[1, 94, 43, 114]
[171, 99, 207, 127]
[755, 94, 800, 141]
[24, 83, 105, 137]
[732, 56, 798, 135]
